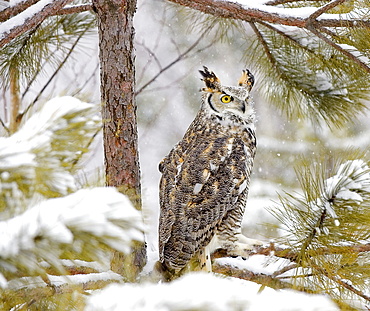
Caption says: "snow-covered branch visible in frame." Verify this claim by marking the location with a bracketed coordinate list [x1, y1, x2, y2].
[167, 0, 370, 75]
[0, 0, 73, 48]
[0, 0, 39, 22]
[56, 4, 93, 15]
[259, 157, 370, 305]
[0, 187, 144, 288]
[0, 96, 101, 209]
[167, 0, 370, 29]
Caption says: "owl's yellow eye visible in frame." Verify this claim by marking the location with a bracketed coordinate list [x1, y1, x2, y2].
[220, 95, 233, 103]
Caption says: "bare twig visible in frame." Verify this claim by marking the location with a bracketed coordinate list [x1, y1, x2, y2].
[71, 62, 100, 97]
[308, 0, 347, 21]
[136, 40, 163, 82]
[137, 5, 168, 85]
[271, 263, 297, 278]
[0, 117, 9, 134]
[0, 0, 73, 48]
[71, 125, 103, 169]
[312, 263, 370, 302]
[55, 4, 93, 15]
[21, 25, 88, 120]
[22, 46, 57, 100]
[249, 22, 277, 67]
[135, 25, 213, 95]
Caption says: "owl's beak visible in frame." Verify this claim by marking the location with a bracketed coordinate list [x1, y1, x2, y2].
[239, 102, 246, 114]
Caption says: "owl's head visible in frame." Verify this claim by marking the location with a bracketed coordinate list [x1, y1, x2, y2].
[199, 66, 254, 121]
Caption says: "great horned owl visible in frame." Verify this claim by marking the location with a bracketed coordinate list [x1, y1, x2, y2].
[157, 66, 259, 280]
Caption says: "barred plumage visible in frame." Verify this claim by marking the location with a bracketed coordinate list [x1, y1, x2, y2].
[158, 67, 260, 279]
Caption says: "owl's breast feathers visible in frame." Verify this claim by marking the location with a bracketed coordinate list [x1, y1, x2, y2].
[159, 113, 256, 272]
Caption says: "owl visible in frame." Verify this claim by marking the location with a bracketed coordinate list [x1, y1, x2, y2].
[157, 66, 259, 280]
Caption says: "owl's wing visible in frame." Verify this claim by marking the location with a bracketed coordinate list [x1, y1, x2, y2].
[159, 132, 254, 271]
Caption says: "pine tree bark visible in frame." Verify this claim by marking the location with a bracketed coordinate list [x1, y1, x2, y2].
[93, 0, 146, 280]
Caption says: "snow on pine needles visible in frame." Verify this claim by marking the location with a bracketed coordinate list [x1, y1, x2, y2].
[0, 96, 144, 298]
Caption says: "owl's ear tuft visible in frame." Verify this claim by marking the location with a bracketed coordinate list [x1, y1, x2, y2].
[238, 69, 254, 92]
[199, 66, 221, 92]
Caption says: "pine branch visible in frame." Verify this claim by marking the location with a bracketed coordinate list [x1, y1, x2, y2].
[307, 0, 347, 21]
[168, 0, 370, 127]
[0, 187, 144, 283]
[308, 25, 370, 73]
[55, 3, 93, 15]
[9, 67, 21, 133]
[298, 206, 328, 262]
[265, 0, 324, 4]
[211, 242, 370, 264]
[167, 0, 370, 28]
[0, 0, 73, 48]
[212, 240, 370, 303]
[249, 22, 277, 67]
[0, 96, 102, 210]
[256, 156, 370, 305]
[23, 21, 88, 118]
[1, 271, 123, 309]
[271, 263, 297, 278]
[312, 263, 370, 302]
[0, 0, 40, 22]
[212, 260, 314, 292]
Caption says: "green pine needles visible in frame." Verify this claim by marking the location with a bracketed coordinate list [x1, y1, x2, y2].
[246, 23, 370, 128]
[0, 12, 96, 89]
[0, 97, 144, 310]
[272, 151, 370, 306]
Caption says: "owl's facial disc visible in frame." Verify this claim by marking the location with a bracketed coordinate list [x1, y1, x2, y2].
[207, 91, 247, 116]
[200, 67, 254, 119]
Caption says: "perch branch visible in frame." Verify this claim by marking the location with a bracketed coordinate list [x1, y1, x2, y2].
[212, 260, 314, 292]
[212, 241, 370, 301]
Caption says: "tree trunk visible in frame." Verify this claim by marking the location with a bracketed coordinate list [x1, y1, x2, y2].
[93, 0, 146, 281]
